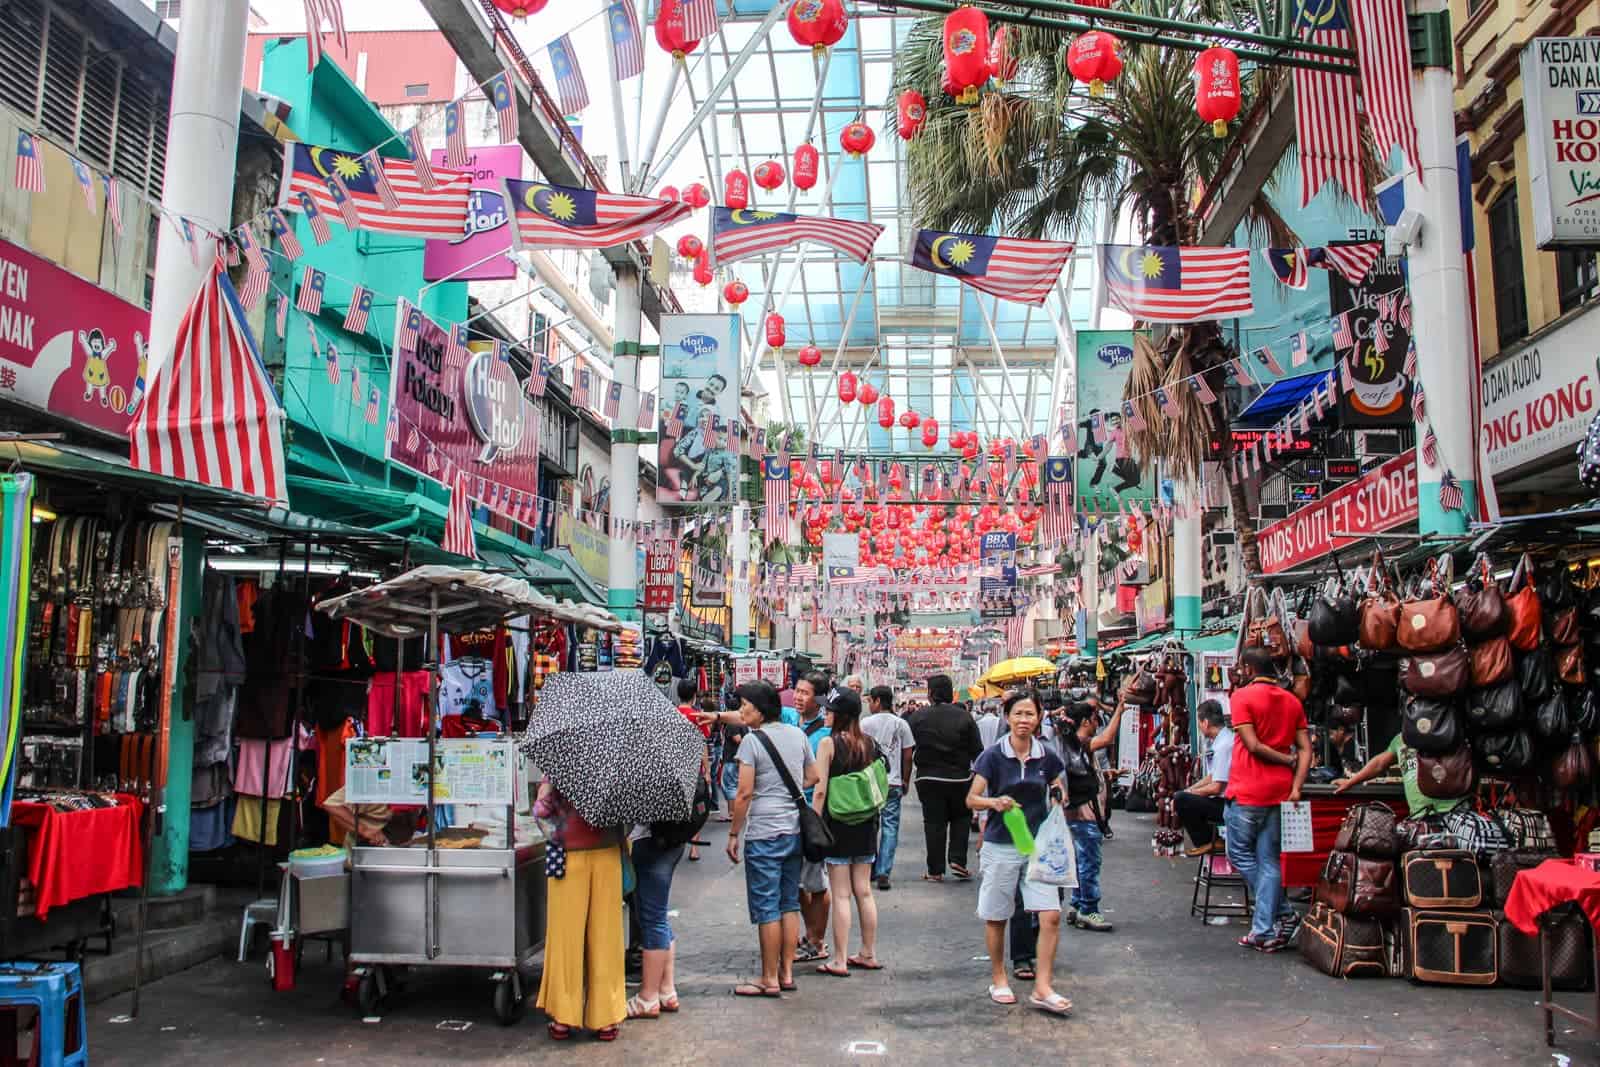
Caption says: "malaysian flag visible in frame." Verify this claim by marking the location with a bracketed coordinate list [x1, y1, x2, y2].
[404, 127, 437, 192]
[69, 158, 96, 215]
[487, 72, 519, 143]
[682, 0, 719, 41]
[1189, 373, 1218, 403]
[350, 360, 361, 405]
[267, 208, 304, 259]
[282, 143, 471, 241]
[179, 217, 205, 265]
[1420, 424, 1437, 466]
[365, 385, 381, 425]
[1331, 310, 1356, 350]
[573, 363, 592, 408]
[443, 471, 479, 559]
[235, 225, 269, 310]
[1228, 356, 1256, 387]
[604, 380, 622, 419]
[444, 102, 468, 168]
[296, 191, 332, 245]
[1339, 351, 1356, 391]
[1403, 337, 1418, 376]
[276, 295, 289, 337]
[446, 322, 469, 366]
[548, 36, 589, 114]
[663, 403, 684, 437]
[1154, 386, 1180, 418]
[1101, 245, 1253, 321]
[297, 266, 325, 314]
[103, 174, 123, 234]
[364, 150, 401, 211]
[1309, 242, 1383, 284]
[637, 390, 656, 430]
[1254, 345, 1284, 376]
[325, 173, 362, 229]
[1351, 0, 1420, 177]
[1043, 456, 1072, 539]
[763, 453, 791, 544]
[1412, 383, 1426, 423]
[13, 131, 42, 193]
[397, 301, 422, 350]
[503, 179, 691, 250]
[1293, 0, 1363, 206]
[713, 207, 883, 265]
[1289, 330, 1309, 367]
[406, 423, 420, 451]
[524, 355, 548, 398]
[1262, 247, 1307, 289]
[129, 257, 288, 504]
[1121, 400, 1146, 431]
[609, 0, 645, 79]
[302, 0, 347, 71]
[1438, 470, 1465, 512]
[324, 341, 341, 385]
[910, 229, 1072, 306]
[344, 286, 373, 333]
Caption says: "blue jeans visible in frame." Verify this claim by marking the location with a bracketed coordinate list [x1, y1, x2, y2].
[873, 787, 903, 880]
[720, 759, 741, 806]
[1224, 802, 1291, 940]
[1068, 820, 1103, 915]
[743, 833, 802, 925]
[631, 838, 684, 950]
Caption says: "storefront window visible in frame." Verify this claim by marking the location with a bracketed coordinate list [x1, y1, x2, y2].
[1489, 190, 1528, 346]
[1556, 248, 1599, 315]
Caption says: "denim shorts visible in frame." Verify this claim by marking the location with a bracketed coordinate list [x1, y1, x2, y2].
[744, 833, 802, 925]
[824, 855, 875, 867]
[631, 837, 684, 950]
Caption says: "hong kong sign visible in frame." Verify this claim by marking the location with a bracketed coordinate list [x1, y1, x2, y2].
[1522, 38, 1600, 246]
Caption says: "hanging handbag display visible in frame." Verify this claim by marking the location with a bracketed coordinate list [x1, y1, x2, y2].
[1505, 554, 1543, 652]
[1120, 664, 1159, 706]
[1557, 642, 1586, 686]
[751, 730, 835, 863]
[1533, 687, 1571, 740]
[1576, 687, 1600, 734]
[1468, 636, 1514, 688]
[1400, 647, 1469, 699]
[1402, 695, 1463, 755]
[1309, 577, 1361, 646]
[1553, 732, 1595, 789]
[1549, 606, 1581, 646]
[1457, 555, 1508, 640]
[1539, 562, 1578, 612]
[1358, 553, 1402, 650]
[1397, 556, 1459, 654]
[1464, 678, 1522, 732]
[1472, 728, 1534, 774]
[1416, 744, 1476, 799]
[1247, 614, 1289, 659]
[1517, 646, 1555, 703]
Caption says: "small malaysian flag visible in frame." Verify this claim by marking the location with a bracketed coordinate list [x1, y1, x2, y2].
[297, 266, 325, 314]
[1154, 387, 1180, 419]
[386, 411, 398, 444]
[425, 446, 439, 473]
[325, 173, 362, 229]
[344, 286, 373, 333]
[444, 102, 468, 168]
[1089, 412, 1106, 444]
[397, 301, 422, 349]
[350, 360, 361, 405]
[1189, 372, 1217, 404]
[276, 294, 289, 336]
[1121, 400, 1146, 432]
[1403, 338, 1418, 377]
[604, 380, 622, 419]
[406, 423, 420, 451]
[637, 390, 656, 430]
[404, 127, 437, 192]
[235, 225, 269, 310]
[222, 233, 242, 268]
[364, 151, 401, 211]
[1043, 457, 1072, 541]
[69, 158, 96, 215]
[1289, 330, 1309, 367]
[682, 0, 719, 42]
[365, 386, 381, 425]
[1254, 345, 1284, 376]
[13, 131, 43, 192]
[268, 209, 304, 259]
[1412, 384, 1427, 423]
[573, 363, 592, 408]
[179, 217, 205, 266]
[1398, 294, 1412, 331]
[1438, 470, 1465, 512]
[547, 36, 590, 115]
[103, 174, 123, 234]
[1228, 357, 1255, 387]
[296, 191, 332, 245]
[763, 454, 791, 544]
[488, 72, 519, 143]
[524, 355, 548, 398]
[324, 341, 341, 385]
[609, 0, 644, 79]
[1339, 351, 1356, 391]
[664, 403, 684, 437]
[1420, 424, 1438, 466]
[445, 322, 469, 366]
[1331, 310, 1356, 351]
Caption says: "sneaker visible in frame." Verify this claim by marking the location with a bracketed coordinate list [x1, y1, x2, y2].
[875, 876, 891, 891]
[1275, 912, 1302, 943]
[1075, 911, 1113, 932]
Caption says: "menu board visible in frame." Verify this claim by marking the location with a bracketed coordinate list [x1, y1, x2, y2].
[345, 737, 515, 806]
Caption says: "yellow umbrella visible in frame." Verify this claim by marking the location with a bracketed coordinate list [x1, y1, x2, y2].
[978, 656, 1058, 688]
[969, 681, 1004, 700]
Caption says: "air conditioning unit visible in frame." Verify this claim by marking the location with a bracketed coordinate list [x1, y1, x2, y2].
[1356, 431, 1403, 459]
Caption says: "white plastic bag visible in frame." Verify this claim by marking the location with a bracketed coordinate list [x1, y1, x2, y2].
[1025, 806, 1078, 888]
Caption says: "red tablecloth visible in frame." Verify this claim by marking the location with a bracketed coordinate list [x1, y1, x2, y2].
[1505, 859, 1600, 937]
[1280, 795, 1409, 888]
[10, 794, 144, 919]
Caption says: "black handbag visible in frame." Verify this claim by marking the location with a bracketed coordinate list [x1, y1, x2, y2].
[1577, 687, 1600, 735]
[1472, 728, 1534, 774]
[1309, 578, 1361, 647]
[752, 729, 834, 862]
[1402, 695, 1462, 755]
[1464, 678, 1522, 732]
[1534, 688, 1572, 740]
[1517, 646, 1555, 703]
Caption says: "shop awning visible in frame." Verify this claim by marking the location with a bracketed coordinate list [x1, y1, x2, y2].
[0, 438, 267, 513]
[1234, 371, 1332, 428]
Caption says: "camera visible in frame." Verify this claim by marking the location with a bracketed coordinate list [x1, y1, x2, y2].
[1035, 686, 1063, 712]
[723, 686, 742, 711]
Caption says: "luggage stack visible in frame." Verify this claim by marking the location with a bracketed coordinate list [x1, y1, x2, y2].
[1398, 848, 1496, 985]
[1300, 803, 1404, 978]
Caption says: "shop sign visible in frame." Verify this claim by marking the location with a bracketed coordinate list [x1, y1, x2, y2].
[423, 146, 522, 281]
[1257, 450, 1417, 574]
[734, 657, 759, 685]
[1521, 38, 1600, 247]
[1325, 458, 1362, 481]
[1074, 329, 1156, 510]
[1329, 252, 1412, 428]
[1210, 428, 1316, 455]
[554, 513, 609, 587]
[979, 531, 1016, 619]
[657, 315, 741, 504]
[822, 531, 860, 572]
[1480, 306, 1599, 476]
[0, 238, 150, 438]
[462, 347, 526, 461]
[1290, 482, 1322, 504]
[690, 540, 727, 608]
[643, 537, 676, 611]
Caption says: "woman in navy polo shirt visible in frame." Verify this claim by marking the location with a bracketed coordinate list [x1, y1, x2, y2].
[966, 689, 1071, 1016]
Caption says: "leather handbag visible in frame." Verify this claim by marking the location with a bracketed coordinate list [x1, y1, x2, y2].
[1309, 578, 1361, 646]
[1549, 606, 1581, 646]
[1464, 678, 1521, 731]
[1539, 563, 1578, 611]
[1248, 614, 1289, 658]
[1293, 618, 1315, 660]
[1518, 646, 1555, 703]
[1498, 903, 1595, 990]
[1332, 802, 1401, 858]
[1505, 554, 1543, 652]
[1472, 729, 1534, 774]
[1468, 636, 1513, 688]
[752, 730, 835, 862]
[1403, 695, 1463, 755]
[1317, 849, 1401, 916]
[1120, 665, 1159, 706]
[1400, 646, 1469, 698]
[1534, 687, 1571, 740]
[1558, 642, 1586, 686]
[1416, 745, 1475, 800]
[1554, 733, 1595, 788]
[1397, 558, 1460, 653]
[1359, 587, 1402, 651]
[1576, 687, 1600, 734]
[1457, 555, 1508, 640]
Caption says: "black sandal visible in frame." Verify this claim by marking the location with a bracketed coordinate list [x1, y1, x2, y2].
[1013, 960, 1036, 981]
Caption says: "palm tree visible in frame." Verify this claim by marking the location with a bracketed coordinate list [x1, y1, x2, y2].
[890, 2, 1379, 576]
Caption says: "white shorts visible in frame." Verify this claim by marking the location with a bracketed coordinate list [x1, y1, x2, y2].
[800, 858, 828, 894]
[975, 841, 1061, 921]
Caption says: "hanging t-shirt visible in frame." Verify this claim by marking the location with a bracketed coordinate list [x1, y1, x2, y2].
[439, 659, 497, 722]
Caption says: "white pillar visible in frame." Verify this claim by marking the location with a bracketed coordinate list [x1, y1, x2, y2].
[146, 1, 251, 377]
[731, 502, 751, 651]
[1173, 481, 1202, 632]
[608, 268, 643, 619]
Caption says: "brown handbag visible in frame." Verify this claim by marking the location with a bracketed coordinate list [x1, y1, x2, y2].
[1249, 614, 1289, 658]
[1417, 745, 1476, 799]
[1293, 618, 1315, 660]
[1505, 554, 1543, 652]
[1457, 554, 1508, 640]
[1549, 606, 1580, 646]
[1554, 735, 1595, 789]
[1467, 635, 1513, 688]
[1360, 587, 1402, 650]
[1401, 647, 1470, 698]
[1397, 557, 1461, 654]
[1557, 642, 1586, 686]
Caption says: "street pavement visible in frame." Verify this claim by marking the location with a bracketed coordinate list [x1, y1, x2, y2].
[89, 797, 1597, 1065]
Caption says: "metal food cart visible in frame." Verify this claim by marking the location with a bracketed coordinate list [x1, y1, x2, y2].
[316, 566, 560, 1024]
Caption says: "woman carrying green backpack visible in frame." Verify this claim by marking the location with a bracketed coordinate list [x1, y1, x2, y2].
[810, 687, 890, 977]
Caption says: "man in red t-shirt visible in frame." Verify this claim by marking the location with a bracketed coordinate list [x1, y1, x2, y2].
[1223, 646, 1311, 952]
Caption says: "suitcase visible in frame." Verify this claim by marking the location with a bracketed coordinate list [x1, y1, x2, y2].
[1487, 848, 1560, 908]
[1496, 904, 1595, 991]
[1405, 907, 1498, 985]
[1297, 901, 1390, 978]
[1332, 802, 1401, 859]
[1401, 849, 1483, 908]
[1317, 849, 1401, 916]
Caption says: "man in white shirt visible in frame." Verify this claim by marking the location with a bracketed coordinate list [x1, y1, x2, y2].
[861, 685, 916, 891]
[975, 702, 1003, 749]
[1175, 700, 1234, 856]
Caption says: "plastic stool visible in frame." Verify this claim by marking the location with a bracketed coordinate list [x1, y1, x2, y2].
[1190, 827, 1252, 922]
[238, 899, 278, 962]
[0, 960, 88, 1066]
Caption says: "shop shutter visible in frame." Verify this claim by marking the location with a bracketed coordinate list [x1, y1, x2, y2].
[39, 8, 86, 145]
[77, 44, 120, 169]
[113, 73, 157, 197]
[0, 0, 45, 119]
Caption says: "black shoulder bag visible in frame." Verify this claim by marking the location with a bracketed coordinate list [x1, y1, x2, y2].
[752, 729, 835, 862]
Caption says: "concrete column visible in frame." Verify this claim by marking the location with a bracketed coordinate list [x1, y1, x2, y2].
[731, 503, 751, 651]
[146, 0, 250, 378]
[608, 268, 643, 619]
[1173, 482, 1202, 632]
[1079, 528, 1099, 657]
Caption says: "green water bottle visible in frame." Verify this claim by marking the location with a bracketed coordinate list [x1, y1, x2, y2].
[1003, 805, 1035, 855]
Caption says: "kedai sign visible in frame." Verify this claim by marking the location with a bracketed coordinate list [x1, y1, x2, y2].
[1521, 38, 1600, 246]
[1257, 451, 1417, 574]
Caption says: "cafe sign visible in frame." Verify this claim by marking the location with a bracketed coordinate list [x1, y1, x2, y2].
[1521, 37, 1600, 246]
[1257, 450, 1417, 574]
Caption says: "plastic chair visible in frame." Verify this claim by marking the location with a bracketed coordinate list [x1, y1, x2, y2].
[237, 899, 278, 962]
[1190, 825, 1252, 922]
[0, 961, 88, 1066]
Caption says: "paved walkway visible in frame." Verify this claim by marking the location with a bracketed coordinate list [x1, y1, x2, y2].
[89, 797, 1597, 1065]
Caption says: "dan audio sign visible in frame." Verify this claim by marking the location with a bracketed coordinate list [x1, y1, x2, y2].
[1522, 38, 1600, 246]
[1481, 303, 1599, 477]
[1257, 450, 1417, 574]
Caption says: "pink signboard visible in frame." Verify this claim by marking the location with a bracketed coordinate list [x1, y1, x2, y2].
[422, 145, 523, 282]
[0, 238, 150, 439]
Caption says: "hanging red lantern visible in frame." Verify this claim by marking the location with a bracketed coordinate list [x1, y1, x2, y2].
[942, 7, 993, 105]
[682, 182, 711, 209]
[793, 143, 820, 190]
[786, 0, 848, 55]
[753, 160, 785, 191]
[877, 396, 896, 428]
[1067, 31, 1122, 98]
[840, 122, 876, 157]
[658, 185, 680, 202]
[798, 343, 823, 367]
[897, 90, 928, 140]
[491, 0, 548, 17]
[899, 410, 921, 429]
[724, 169, 750, 209]
[1193, 47, 1242, 137]
[676, 234, 703, 259]
[989, 25, 1018, 86]
[921, 418, 940, 448]
[723, 280, 750, 305]
[838, 370, 858, 403]
[857, 381, 878, 405]
[654, 0, 701, 58]
[692, 253, 713, 286]
[765, 313, 787, 349]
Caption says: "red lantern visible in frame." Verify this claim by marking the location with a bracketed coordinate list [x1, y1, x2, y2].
[858, 381, 879, 405]
[1194, 47, 1242, 137]
[942, 7, 992, 106]
[723, 280, 750, 305]
[877, 396, 896, 428]
[798, 343, 823, 367]
[682, 182, 711, 209]
[676, 234, 703, 259]
[897, 90, 928, 140]
[658, 185, 680, 202]
[899, 410, 921, 429]
[837, 370, 857, 403]
[786, 0, 848, 55]
[724, 169, 750, 209]
[921, 418, 940, 447]
[765, 313, 786, 349]
[793, 143, 820, 190]
[753, 160, 785, 191]
[840, 122, 876, 157]
[692, 252, 713, 286]
[1068, 31, 1122, 98]
[989, 25, 1017, 86]
[491, 0, 548, 17]
[654, 0, 701, 58]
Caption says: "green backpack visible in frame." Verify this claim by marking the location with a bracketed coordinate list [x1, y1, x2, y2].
[827, 754, 890, 825]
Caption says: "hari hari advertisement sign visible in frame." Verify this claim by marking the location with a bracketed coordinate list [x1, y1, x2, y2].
[1521, 38, 1600, 247]
[1257, 450, 1418, 574]
[0, 237, 150, 438]
[423, 146, 522, 282]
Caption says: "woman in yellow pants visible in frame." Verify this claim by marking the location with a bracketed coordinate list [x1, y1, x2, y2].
[535, 782, 627, 1040]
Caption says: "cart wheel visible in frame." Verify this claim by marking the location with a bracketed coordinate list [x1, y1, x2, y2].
[492, 979, 526, 1025]
[357, 972, 383, 1017]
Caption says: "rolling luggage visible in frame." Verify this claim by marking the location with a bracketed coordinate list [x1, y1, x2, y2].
[1405, 908, 1498, 986]
[1297, 901, 1390, 978]
[1495, 904, 1594, 991]
[1400, 849, 1482, 908]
